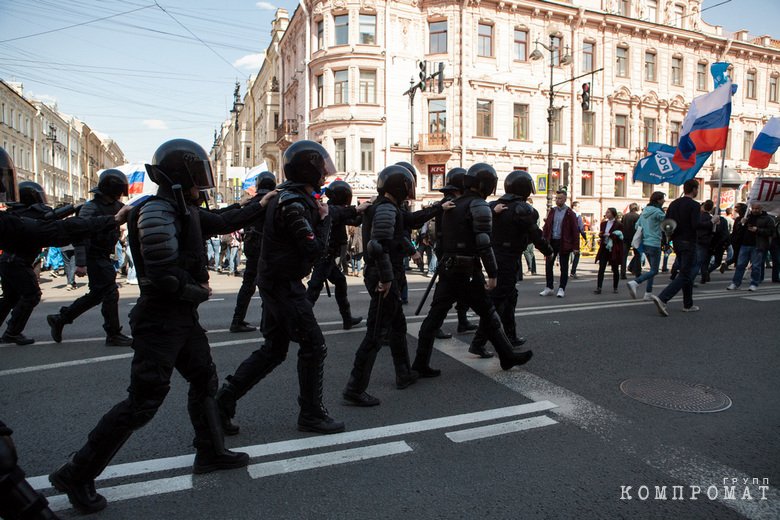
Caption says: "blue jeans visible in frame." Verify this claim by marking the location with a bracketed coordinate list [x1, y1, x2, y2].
[207, 238, 220, 267]
[731, 246, 764, 287]
[634, 245, 661, 293]
[227, 246, 240, 273]
[428, 252, 438, 275]
[658, 241, 698, 308]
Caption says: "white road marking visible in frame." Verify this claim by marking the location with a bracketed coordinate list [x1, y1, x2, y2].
[47, 475, 193, 512]
[28, 401, 557, 490]
[742, 294, 780, 302]
[424, 329, 780, 520]
[0, 354, 134, 376]
[445, 415, 558, 443]
[247, 441, 412, 479]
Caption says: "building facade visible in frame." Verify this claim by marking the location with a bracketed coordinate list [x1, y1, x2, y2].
[212, 0, 780, 223]
[1, 79, 126, 207]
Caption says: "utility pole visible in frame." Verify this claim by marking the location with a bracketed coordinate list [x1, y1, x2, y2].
[46, 124, 57, 203]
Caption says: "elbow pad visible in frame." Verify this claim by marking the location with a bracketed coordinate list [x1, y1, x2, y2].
[470, 201, 493, 235]
[366, 239, 386, 260]
[180, 283, 210, 304]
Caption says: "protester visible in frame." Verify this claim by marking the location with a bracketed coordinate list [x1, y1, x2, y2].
[593, 208, 623, 294]
[540, 190, 580, 298]
[627, 192, 666, 300]
[727, 202, 775, 291]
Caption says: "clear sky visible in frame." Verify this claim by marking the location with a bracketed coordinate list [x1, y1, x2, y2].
[0, 0, 777, 164]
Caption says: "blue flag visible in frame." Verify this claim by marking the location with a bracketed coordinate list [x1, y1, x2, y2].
[633, 142, 712, 185]
[711, 62, 738, 94]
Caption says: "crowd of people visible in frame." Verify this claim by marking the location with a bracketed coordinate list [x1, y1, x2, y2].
[2, 139, 780, 518]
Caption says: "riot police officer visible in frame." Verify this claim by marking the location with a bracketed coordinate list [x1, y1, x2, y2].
[46, 169, 132, 347]
[468, 170, 552, 358]
[413, 163, 533, 375]
[0, 182, 53, 345]
[306, 179, 368, 329]
[229, 171, 277, 333]
[343, 165, 419, 406]
[48, 139, 271, 514]
[1, 147, 127, 248]
[217, 140, 345, 436]
[429, 167, 477, 339]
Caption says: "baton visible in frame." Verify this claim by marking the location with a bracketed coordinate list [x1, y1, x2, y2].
[324, 278, 332, 298]
[415, 269, 438, 316]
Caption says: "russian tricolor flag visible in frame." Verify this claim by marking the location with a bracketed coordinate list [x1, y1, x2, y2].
[673, 80, 733, 169]
[127, 168, 145, 195]
[749, 117, 780, 169]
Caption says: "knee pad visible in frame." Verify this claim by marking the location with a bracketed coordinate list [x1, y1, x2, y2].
[299, 344, 326, 364]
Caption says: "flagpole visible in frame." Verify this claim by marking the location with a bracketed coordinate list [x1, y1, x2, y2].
[716, 138, 727, 216]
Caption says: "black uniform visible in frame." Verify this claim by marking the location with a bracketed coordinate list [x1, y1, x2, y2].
[342, 196, 418, 405]
[413, 190, 533, 375]
[218, 184, 344, 434]
[0, 212, 116, 251]
[229, 190, 271, 332]
[47, 193, 128, 344]
[0, 203, 51, 344]
[469, 195, 551, 356]
[48, 195, 263, 513]
[306, 203, 362, 328]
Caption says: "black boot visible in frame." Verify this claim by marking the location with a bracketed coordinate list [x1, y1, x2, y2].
[0, 332, 35, 345]
[216, 382, 241, 436]
[230, 320, 257, 333]
[298, 346, 345, 434]
[391, 346, 419, 389]
[486, 313, 534, 370]
[434, 329, 452, 339]
[412, 336, 441, 377]
[457, 307, 477, 333]
[468, 327, 494, 358]
[46, 314, 65, 343]
[105, 331, 132, 347]
[49, 462, 107, 514]
[343, 349, 380, 406]
[192, 397, 249, 474]
[340, 305, 363, 330]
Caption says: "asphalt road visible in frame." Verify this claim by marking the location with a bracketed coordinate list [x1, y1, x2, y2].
[1, 259, 778, 519]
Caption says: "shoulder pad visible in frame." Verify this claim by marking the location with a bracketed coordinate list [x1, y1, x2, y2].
[279, 190, 306, 205]
[137, 199, 179, 266]
[280, 200, 307, 218]
[470, 199, 492, 233]
[371, 202, 397, 241]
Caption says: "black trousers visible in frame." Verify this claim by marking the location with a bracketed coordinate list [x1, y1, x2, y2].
[73, 301, 217, 478]
[597, 253, 620, 290]
[59, 256, 120, 335]
[232, 252, 259, 324]
[0, 261, 41, 336]
[472, 252, 521, 345]
[305, 256, 351, 316]
[545, 240, 570, 290]
[347, 268, 409, 391]
[227, 278, 327, 412]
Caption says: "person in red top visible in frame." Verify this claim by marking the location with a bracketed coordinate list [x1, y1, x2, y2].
[540, 190, 581, 298]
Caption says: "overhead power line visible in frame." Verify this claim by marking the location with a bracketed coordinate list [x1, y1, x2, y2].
[0, 4, 157, 44]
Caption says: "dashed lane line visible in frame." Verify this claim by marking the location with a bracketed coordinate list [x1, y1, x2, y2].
[28, 400, 557, 491]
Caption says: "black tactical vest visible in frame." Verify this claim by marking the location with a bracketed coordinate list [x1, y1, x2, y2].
[491, 195, 531, 254]
[362, 198, 406, 274]
[440, 191, 483, 257]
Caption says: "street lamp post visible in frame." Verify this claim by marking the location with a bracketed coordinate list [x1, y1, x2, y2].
[229, 81, 244, 203]
[46, 124, 58, 203]
[530, 34, 571, 211]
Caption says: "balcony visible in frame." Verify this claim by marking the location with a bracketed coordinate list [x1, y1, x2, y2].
[418, 132, 450, 152]
[276, 119, 298, 149]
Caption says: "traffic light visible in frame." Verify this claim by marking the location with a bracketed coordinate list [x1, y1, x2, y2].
[437, 62, 445, 93]
[581, 82, 591, 111]
[419, 61, 427, 91]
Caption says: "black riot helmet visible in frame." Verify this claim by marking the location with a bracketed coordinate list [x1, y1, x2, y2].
[504, 170, 535, 198]
[147, 139, 215, 191]
[93, 168, 129, 198]
[18, 181, 47, 206]
[441, 167, 467, 193]
[283, 140, 335, 189]
[325, 180, 353, 206]
[395, 161, 417, 182]
[0, 146, 15, 202]
[255, 171, 277, 192]
[377, 165, 415, 202]
[464, 163, 498, 199]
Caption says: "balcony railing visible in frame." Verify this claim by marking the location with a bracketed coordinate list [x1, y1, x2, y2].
[276, 119, 298, 143]
[418, 132, 450, 152]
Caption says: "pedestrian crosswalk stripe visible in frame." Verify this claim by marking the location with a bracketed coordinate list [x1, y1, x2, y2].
[445, 415, 558, 443]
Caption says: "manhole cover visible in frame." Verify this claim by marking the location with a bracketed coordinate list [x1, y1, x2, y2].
[620, 378, 732, 413]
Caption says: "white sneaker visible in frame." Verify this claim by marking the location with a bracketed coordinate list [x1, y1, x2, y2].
[539, 287, 554, 296]
[556, 288, 565, 298]
[682, 305, 701, 312]
[643, 292, 654, 301]
[649, 294, 669, 317]
[748, 285, 758, 292]
[626, 280, 638, 299]
[726, 283, 738, 291]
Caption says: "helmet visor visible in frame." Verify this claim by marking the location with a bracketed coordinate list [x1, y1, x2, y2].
[186, 159, 215, 190]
